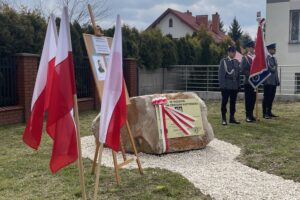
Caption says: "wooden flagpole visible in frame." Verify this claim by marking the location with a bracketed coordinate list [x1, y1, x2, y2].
[88, 4, 102, 36]
[93, 143, 104, 200]
[73, 94, 87, 200]
[255, 89, 260, 121]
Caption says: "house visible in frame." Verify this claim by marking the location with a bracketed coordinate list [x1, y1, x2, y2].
[147, 8, 226, 42]
[266, 0, 300, 94]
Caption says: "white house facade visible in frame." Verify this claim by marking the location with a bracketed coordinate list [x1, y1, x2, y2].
[155, 13, 194, 39]
[147, 8, 226, 42]
[266, 0, 300, 94]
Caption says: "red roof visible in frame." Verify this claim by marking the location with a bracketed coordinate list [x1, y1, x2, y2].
[147, 8, 226, 43]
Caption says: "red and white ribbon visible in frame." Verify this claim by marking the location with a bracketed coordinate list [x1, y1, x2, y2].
[152, 97, 196, 153]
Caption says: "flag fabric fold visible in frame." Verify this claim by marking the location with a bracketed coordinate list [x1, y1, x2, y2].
[249, 19, 271, 89]
[99, 15, 127, 151]
[46, 7, 78, 173]
[23, 15, 57, 150]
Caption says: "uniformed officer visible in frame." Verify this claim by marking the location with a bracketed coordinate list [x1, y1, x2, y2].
[263, 43, 280, 119]
[241, 41, 256, 122]
[218, 46, 241, 125]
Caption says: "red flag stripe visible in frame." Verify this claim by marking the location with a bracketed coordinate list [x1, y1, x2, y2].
[46, 54, 78, 173]
[105, 81, 127, 151]
[23, 89, 46, 149]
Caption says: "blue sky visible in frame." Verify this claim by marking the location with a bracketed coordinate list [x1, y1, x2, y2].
[9, 0, 266, 38]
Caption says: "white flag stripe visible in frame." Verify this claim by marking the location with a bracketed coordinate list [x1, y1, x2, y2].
[166, 107, 195, 128]
[166, 106, 196, 121]
[31, 14, 57, 109]
[158, 105, 167, 153]
[55, 7, 72, 65]
[99, 15, 123, 144]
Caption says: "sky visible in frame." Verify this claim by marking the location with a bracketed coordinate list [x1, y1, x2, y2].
[9, 0, 266, 39]
[102, 0, 266, 39]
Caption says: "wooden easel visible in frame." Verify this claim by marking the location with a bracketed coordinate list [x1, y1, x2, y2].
[84, 5, 143, 195]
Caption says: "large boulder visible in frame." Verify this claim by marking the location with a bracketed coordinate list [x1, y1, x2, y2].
[92, 92, 214, 154]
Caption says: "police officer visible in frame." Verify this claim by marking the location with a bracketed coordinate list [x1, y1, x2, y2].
[241, 41, 256, 122]
[263, 43, 280, 119]
[218, 46, 241, 125]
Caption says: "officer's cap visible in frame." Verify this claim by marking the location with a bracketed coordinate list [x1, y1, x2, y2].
[246, 41, 255, 48]
[227, 46, 236, 52]
[266, 43, 276, 50]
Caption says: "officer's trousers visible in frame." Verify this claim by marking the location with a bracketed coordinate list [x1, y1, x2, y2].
[263, 85, 277, 115]
[244, 84, 256, 118]
[221, 89, 238, 119]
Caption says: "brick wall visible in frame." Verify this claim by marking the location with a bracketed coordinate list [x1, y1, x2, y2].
[123, 58, 138, 97]
[16, 53, 39, 121]
[0, 106, 24, 125]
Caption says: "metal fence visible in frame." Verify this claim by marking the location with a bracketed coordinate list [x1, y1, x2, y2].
[0, 56, 18, 107]
[162, 65, 300, 95]
[74, 59, 92, 98]
[278, 65, 300, 95]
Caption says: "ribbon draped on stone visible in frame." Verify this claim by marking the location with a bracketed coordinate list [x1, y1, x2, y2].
[152, 97, 196, 153]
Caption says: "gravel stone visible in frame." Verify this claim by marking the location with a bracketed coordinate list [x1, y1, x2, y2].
[81, 136, 300, 200]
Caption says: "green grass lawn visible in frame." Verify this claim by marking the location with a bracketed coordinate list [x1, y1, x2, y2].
[1, 101, 299, 199]
[207, 101, 300, 182]
[0, 111, 211, 200]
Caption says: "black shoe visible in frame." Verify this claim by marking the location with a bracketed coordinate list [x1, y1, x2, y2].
[222, 120, 227, 126]
[263, 114, 271, 119]
[269, 113, 278, 118]
[246, 117, 254, 123]
[229, 118, 240, 124]
[250, 115, 256, 121]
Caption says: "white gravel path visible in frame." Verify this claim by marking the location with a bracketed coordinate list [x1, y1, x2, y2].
[81, 136, 300, 200]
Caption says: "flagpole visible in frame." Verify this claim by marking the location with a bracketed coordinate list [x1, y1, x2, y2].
[93, 143, 104, 200]
[73, 94, 87, 200]
[255, 11, 261, 122]
[255, 89, 260, 122]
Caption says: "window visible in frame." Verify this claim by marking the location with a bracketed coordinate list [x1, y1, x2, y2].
[295, 73, 300, 94]
[290, 10, 300, 43]
[169, 18, 173, 27]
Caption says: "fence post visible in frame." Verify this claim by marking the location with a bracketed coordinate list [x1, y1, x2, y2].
[123, 58, 138, 97]
[279, 66, 282, 94]
[185, 66, 188, 91]
[15, 53, 39, 122]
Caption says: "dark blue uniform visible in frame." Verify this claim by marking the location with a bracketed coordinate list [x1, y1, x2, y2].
[263, 54, 280, 117]
[241, 53, 256, 120]
[218, 56, 241, 123]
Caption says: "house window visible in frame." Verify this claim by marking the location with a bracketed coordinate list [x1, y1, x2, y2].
[169, 18, 173, 27]
[295, 73, 300, 94]
[290, 10, 300, 43]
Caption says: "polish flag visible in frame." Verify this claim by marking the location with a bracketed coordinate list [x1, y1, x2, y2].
[99, 15, 127, 151]
[23, 15, 57, 149]
[46, 7, 78, 173]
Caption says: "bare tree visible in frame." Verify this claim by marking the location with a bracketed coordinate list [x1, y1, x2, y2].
[4, 0, 111, 25]
[57, 0, 111, 25]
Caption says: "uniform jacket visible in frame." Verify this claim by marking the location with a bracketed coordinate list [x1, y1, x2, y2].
[218, 57, 241, 90]
[241, 53, 254, 85]
[264, 55, 280, 86]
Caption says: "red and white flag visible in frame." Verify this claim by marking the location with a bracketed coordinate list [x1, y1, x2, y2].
[99, 15, 127, 151]
[249, 19, 271, 89]
[46, 7, 78, 173]
[23, 15, 57, 150]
